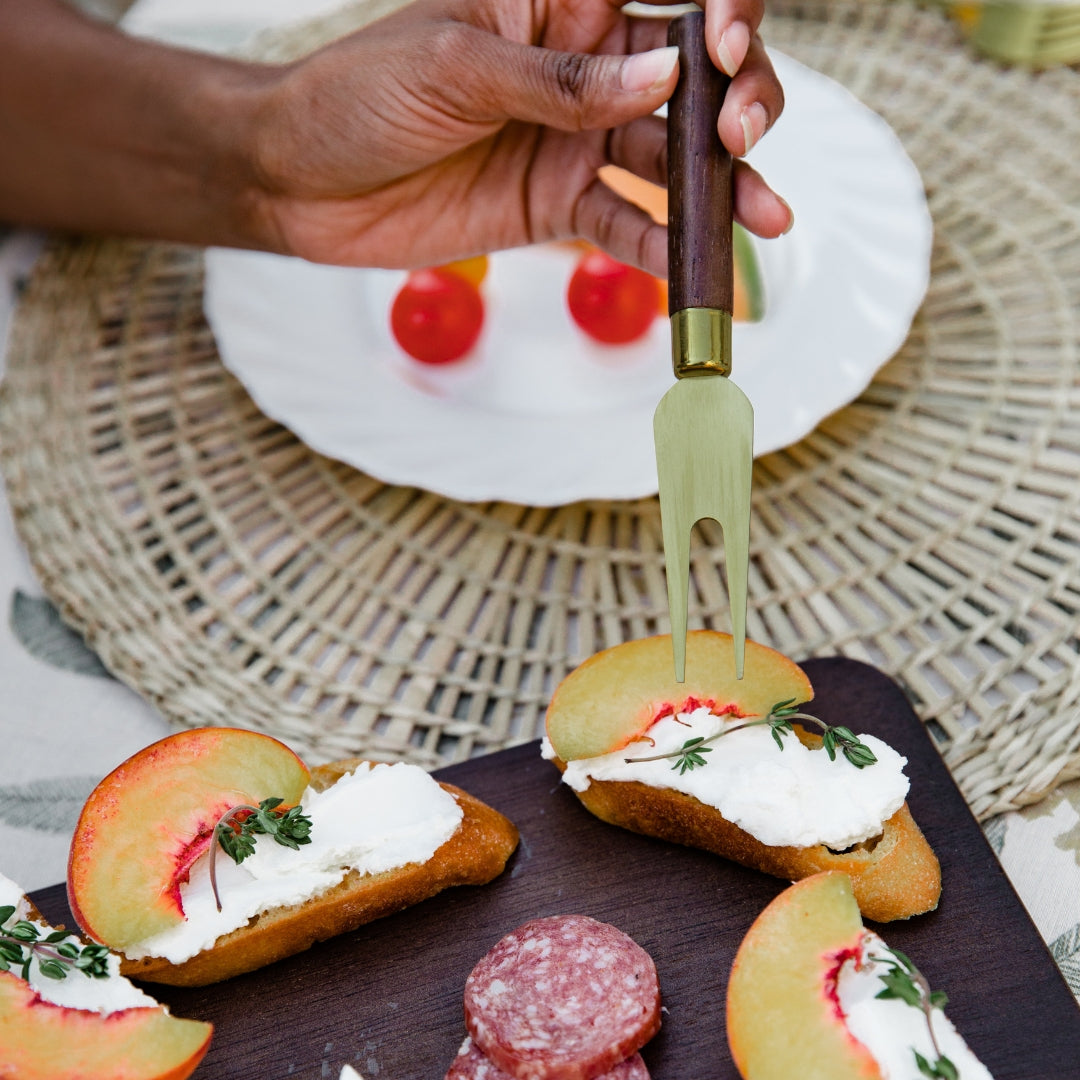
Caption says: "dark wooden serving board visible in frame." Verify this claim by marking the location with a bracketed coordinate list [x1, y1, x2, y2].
[32, 658, 1080, 1079]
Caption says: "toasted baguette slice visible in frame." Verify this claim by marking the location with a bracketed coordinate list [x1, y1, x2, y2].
[120, 760, 518, 987]
[553, 763, 940, 923]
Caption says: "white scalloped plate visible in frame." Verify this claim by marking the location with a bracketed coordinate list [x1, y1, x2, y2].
[204, 51, 931, 506]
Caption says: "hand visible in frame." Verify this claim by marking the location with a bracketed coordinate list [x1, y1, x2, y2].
[243, 0, 789, 277]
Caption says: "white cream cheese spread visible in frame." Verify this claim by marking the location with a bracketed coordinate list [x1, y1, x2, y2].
[0, 871, 156, 1014]
[127, 761, 463, 964]
[543, 705, 909, 849]
[837, 932, 994, 1079]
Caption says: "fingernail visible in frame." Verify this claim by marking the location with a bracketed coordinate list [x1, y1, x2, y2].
[740, 102, 768, 155]
[621, 46, 679, 93]
[716, 21, 750, 77]
[779, 197, 795, 235]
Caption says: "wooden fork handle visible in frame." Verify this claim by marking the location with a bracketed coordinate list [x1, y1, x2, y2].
[667, 10, 733, 317]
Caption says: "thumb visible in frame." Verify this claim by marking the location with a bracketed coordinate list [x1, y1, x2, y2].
[444, 28, 679, 132]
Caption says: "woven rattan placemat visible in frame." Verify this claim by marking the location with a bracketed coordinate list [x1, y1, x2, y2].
[2, 0, 1079, 819]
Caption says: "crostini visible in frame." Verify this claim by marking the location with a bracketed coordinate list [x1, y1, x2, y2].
[67, 727, 519, 986]
[543, 632, 940, 922]
[0, 871, 212, 1079]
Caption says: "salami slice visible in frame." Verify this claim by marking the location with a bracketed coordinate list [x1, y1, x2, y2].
[445, 1037, 651, 1080]
[463, 915, 661, 1080]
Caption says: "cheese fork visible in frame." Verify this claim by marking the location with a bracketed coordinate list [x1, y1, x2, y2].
[653, 9, 752, 682]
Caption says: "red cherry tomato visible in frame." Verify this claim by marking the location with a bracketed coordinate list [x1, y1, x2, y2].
[566, 250, 660, 345]
[390, 268, 484, 364]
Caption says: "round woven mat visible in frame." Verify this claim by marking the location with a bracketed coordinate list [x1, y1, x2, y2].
[3, 1, 1080, 819]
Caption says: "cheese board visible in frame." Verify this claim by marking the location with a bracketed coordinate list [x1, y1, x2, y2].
[30, 658, 1080, 1078]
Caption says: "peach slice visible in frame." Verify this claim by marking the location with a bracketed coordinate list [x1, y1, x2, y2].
[599, 166, 669, 225]
[0, 970, 211, 1079]
[68, 727, 309, 950]
[439, 254, 489, 288]
[726, 872, 882, 1080]
[545, 631, 813, 763]
[597, 166, 766, 322]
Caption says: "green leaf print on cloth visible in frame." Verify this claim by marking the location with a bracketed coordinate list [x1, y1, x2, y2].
[983, 815, 1008, 856]
[9, 590, 113, 678]
[1015, 781, 1080, 870]
[0, 776, 99, 832]
[1050, 923, 1080, 998]
[1052, 808, 1080, 870]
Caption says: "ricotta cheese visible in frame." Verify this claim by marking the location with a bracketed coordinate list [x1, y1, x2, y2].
[543, 705, 909, 849]
[0, 871, 156, 1014]
[128, 761, 463, 964]
[837, 932, 994, 1079]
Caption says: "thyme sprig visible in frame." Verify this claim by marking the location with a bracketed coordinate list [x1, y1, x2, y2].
[625, 699, 878, 773]
[208, 798, 313, 912]
[874, 946, 957, 1080]
[0, 905, 111, 982]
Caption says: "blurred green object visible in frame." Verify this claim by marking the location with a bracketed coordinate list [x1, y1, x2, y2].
[950, 2, 1080, 67]
[67, 0, 137, 22]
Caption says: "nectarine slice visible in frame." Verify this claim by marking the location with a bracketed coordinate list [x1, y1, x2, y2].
[545, 631, 812, 763]
[726, 873, 881, 1080]
[596, 166, 765, 322]
[0, 969, 211, 1080]
[68, 727, 309, 950]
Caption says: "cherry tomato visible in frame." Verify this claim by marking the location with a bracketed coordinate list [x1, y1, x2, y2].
[567, 251, 660, 345]
[390, 268, 484, 364]
[439, 254, 489, 288]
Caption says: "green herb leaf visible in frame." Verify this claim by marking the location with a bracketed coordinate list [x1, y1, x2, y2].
[209, 797, 315, 912]
[0, 941, 23, 964]
[769, 716, 793, 751]
[73, 945, 110, 978]
[0, 906, 16, 926]
[886, 947, 916, 973]
[936, 1056, 959, 1080]
[875, 945, 955, 1076]
[875, 965, 924, 1008]
[626, 700, 880, 774]
[665, 737, 713, 774]
[822, 728, 837, 761]
[843, 743, 879, 768]
[0, 924, 112, 982]
[914, 1050, 959, 1080]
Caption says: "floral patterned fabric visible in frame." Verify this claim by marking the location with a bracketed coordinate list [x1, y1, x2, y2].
[0, 230, 175, 889]
[991, 784, 1080, 1000]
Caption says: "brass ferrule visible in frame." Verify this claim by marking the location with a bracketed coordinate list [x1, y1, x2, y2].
[670, 308, 732, 378]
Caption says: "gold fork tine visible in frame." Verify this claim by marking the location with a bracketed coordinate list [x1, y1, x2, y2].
[655, 374, 752, 682]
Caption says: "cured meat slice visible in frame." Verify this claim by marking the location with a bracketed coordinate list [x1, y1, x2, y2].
[463, 915, 661, 1080]
[445, 1037, 651, 1080]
